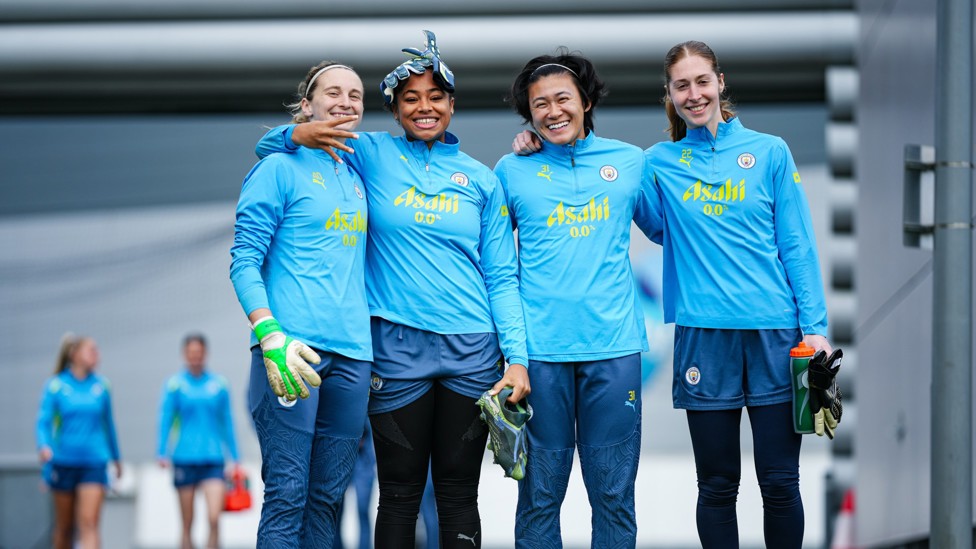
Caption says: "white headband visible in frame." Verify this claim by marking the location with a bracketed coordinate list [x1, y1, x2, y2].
[304, 64, 355, 98]
[531, 63, 579, 79]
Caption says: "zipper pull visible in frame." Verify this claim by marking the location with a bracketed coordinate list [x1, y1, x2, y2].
[426, 163, 430, 172]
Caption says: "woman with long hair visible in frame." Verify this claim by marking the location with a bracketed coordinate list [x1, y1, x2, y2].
[36, 334, 121, 549]
[645, 40, 832, 548]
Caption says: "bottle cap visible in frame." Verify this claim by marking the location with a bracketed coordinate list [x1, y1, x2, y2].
[790, 341, 816, 357]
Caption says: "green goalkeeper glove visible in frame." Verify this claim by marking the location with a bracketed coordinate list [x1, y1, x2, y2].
[808, 348, 843, 439]
[252, 317, 321, 400]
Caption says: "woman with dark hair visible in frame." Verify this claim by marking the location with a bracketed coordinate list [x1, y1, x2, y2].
[496, 49, 661, 548]
[646, 40, 832, 548]
[36, 334, 121, 549]
[157, 333, 239, 549]
[254, 31, 529, 549]
[231, 60, 372, 548]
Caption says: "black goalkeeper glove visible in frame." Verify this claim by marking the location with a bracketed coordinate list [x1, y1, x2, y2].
[808, 348, 843, 439]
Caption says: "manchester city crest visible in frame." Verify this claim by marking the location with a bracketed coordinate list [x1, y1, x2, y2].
[737, 153, 756, 169]
[600, 165, 619, 182]
[450, 172, 469, 187]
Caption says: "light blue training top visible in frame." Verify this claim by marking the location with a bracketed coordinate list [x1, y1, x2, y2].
[494, 131, 662, 361]
[36, 370, 121, 466]
[231, 146, 372, 361]
[157, 369, 239, 464]
[257, 127, 528, 367]
[644, 117, 828, 335]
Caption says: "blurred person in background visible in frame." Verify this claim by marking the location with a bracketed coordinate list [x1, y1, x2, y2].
[419, 469, 438, 549]
[157, 333, 240, 549]
[230, 60, 372, 548]
[333, 420, 376, 549]
[36, 334, 122, 549]
[499, 50, 661, 548]
[644, 40, 832, 549]
[255, 31, 529, 548]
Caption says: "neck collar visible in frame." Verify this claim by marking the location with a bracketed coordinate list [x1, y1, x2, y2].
[684, 116, 742, 143]
[403, 131, 460, 155]
[539, 129, 595, 156]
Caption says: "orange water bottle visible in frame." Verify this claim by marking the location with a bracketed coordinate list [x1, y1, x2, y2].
[790, 341, 816, 434]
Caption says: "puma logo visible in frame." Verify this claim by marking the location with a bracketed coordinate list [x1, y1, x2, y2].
[624, 400, 636, 411]
[457, 531, 478, 546]
[537, 165, 553, 181]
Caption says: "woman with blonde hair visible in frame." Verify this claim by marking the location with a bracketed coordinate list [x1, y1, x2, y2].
[36, 334, 121, 549]
[231, 60, 372, 548]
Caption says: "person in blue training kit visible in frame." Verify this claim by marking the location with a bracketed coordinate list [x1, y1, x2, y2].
[333, 420, 375, 549]
[498, 50, 662, 548]
[255, 31, 529, 549]
[230, 60, 372, 549]
[419, 467, 439, 549]
[645, 41, 833, 549]
[157, 333, 240, 549]
[36, 334, 122, 549]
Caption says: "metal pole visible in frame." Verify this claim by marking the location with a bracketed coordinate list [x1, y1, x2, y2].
[932, 0, 974, 545]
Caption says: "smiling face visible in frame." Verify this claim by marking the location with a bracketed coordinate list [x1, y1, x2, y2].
[667, 54, 725, 136]
[528, 73, 590, 146]
[392, 70, 454, 146]
[300, 67, 364, 132]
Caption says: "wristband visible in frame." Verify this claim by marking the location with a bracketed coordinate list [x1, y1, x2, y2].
[252, 317, 281, 341]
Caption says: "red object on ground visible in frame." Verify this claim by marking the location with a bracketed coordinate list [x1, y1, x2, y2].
[224, 467, 252, 512]
[830, 488, 857, 549]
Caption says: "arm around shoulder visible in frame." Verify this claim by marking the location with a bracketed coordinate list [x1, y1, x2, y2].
[255, 124, 299, 159]
[256, 119, 360, 163]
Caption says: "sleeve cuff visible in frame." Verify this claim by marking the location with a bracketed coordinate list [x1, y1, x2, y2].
[284, 125, 299, 150]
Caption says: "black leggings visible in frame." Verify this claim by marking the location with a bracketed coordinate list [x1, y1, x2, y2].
[370, 384, 488, 548]
[686, 402, 803, 549]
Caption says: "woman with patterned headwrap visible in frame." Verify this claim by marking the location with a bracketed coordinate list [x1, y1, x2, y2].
[255, 31, 529, 549]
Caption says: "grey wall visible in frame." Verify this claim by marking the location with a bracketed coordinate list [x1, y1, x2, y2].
[855, 1, 976, 546]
